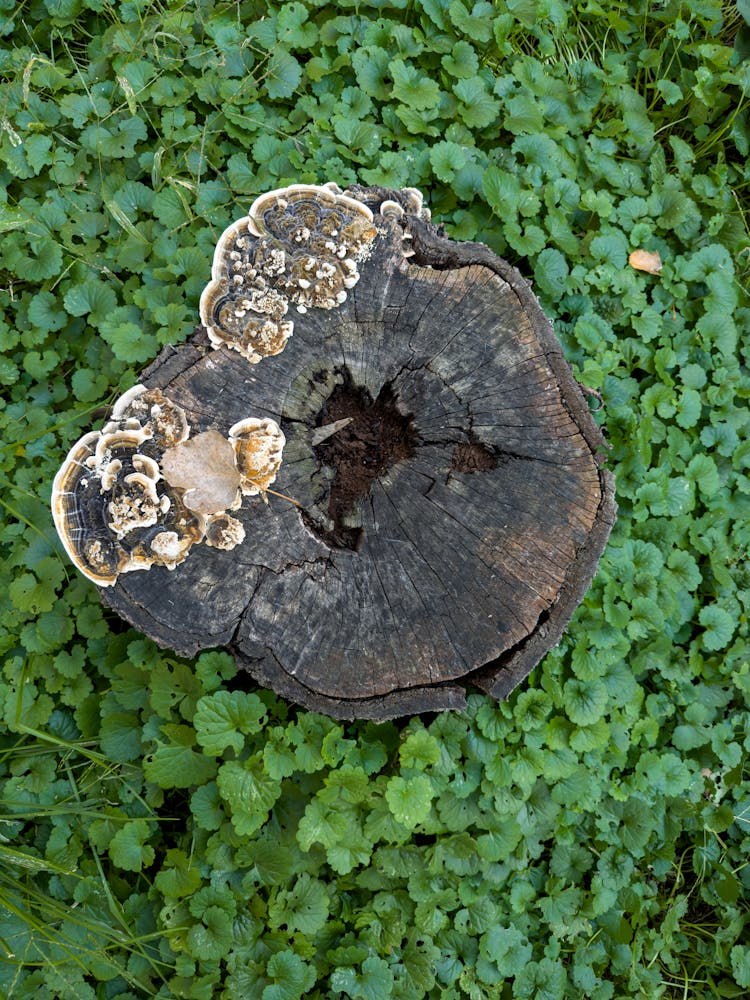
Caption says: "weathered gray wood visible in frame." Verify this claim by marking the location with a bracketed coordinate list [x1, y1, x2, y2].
[102, 186, 616, 720]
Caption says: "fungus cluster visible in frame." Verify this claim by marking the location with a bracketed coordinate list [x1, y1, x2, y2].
[52, 183, 392, 587]
[379, 186, 431, 224]
[52, 385, 284, 586]
[199, 183, 377, 363]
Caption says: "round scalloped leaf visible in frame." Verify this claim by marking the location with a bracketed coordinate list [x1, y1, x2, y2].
[731, 945, 750, 989]
[193, 690, 268, 755]
[385, 774, 434, 828]
[263, 951, 316, 1000]
[330, 956, 395, 1000]
[186, 906, 233, 962]
[269, 873, 330, 937]
[563, 678, 608, 726]
[699, 605, 735, 651]
[534, 248, 570, 298]
[399, 729, 441, 770]
[108, 819, 155, 873]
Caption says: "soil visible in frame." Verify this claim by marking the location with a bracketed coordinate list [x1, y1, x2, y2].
[451, 439, 498, 474]
[312, 373, 417, 550]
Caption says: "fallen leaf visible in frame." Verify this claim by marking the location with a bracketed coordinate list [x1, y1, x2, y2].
[161, 430, 241, 514]
[629, 249, 662, 274]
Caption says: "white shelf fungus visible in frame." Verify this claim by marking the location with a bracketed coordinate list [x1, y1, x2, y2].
[52, 385, 285, 586]
[204, 513, 246, 550]
[229, 417, 286, 497]
[199, 183, 377, 364]
[53, 184, 430, 585]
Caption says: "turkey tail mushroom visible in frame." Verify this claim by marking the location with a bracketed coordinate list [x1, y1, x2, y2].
[199, 183, 378, 362]
[52, 385, 286, 586]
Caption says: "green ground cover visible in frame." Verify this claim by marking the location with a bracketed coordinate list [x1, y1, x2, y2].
[1, 0, 749, 996]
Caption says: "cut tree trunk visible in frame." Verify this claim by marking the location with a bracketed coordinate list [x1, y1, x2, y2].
[103, 185, 617, 720]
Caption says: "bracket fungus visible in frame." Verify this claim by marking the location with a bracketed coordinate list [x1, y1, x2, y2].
[199, 183, 377, 363]
[52, 385, 284, 586]
[56, 182, 616, 720]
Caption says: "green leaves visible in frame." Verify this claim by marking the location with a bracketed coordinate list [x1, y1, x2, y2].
[144, 742, 217, 788]
[2, 2, 750, 998]
[351, 46, 391, 101]
[429, 140, 467, 183]
[333, 117, 382, 159]
[399, 729, 441, 769]
[187, 905, 234, 961]
[699, 605, 735, 651]
[482, 165, 516, 217]
[263, 951, 316, 1000]
[453, 77, 500, 128]
[685, 454, 721, 497]
[193, 690, 267, 755]
[265, 49, 302, 101]
[154, 849, 202, 899]
[216, 756, 281, 835]
[448, 0, 494, 42]
[63, 280, 117, 323]
[534, 248, 569, 297]
[108, 819, 155, 872]
[390, 59, 441, 110]
[27, 291, 66, 332]
[80, 116, 147, 158]
[732, 946, 750, 989]
[442, 41, 479, 79]
[269, 873, 330, 936]
[563, 679, 608, 726]
[385, 774, 434, 828]
[277, 2, 319, 49]
[481, 924, 532, 977]
[330, 956, 394, 999]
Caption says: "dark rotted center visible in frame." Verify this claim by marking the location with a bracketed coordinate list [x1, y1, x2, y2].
[313, 376, 417, 550]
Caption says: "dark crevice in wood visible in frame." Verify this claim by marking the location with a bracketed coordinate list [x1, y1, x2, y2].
[467, 606, 552, 685]
[238, 645, 469, 720]
[451, 438, 498, 474]
[308, 369, 418, 552]
[424, 360, 470, 413]
[299, 507, 364, 553]
[472, 445, 616, 701]
[230, 553, 333, 653]
[494, 448, 545, 465]
[417, 363, 541, 472]
[403, 217, 613, 465]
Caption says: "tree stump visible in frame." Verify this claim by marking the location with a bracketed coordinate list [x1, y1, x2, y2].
[102, 184, 616, 720]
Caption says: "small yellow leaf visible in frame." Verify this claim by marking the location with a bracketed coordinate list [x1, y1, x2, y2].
[629, 249, 662, 274]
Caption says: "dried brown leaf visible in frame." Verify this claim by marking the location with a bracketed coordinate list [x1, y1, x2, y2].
[629, 249, 662, 275]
